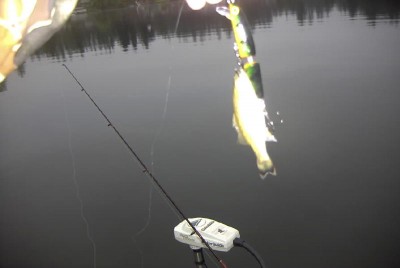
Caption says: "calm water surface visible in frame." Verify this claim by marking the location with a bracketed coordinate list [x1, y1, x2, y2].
[1, 1, 400, 267]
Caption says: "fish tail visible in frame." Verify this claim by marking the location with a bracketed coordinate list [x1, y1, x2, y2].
[257, 158, 276, 179]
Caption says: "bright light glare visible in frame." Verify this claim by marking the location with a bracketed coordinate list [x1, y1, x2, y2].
[186, 0, 206, 10]
[206, 0, 223, 4]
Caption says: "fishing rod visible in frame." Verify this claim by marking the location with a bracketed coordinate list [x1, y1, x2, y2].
[62, 64, 228, 268]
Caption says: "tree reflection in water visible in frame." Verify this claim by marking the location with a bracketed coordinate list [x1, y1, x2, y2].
[26, 0, 399, 65]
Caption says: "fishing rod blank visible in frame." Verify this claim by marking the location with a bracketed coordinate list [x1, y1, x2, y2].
[62, 64, 227, 268]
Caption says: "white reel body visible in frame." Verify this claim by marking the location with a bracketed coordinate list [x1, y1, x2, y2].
[174, 217, 240, 252]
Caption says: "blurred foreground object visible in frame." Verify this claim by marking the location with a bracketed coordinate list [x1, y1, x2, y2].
[0, 0, 78, 83]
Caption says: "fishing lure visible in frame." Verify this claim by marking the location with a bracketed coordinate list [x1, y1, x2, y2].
[217, 0, 277, 178]
[216, 1, 265, 98]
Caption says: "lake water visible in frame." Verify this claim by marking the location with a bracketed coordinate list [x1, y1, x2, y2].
[1, 0, 400, 267]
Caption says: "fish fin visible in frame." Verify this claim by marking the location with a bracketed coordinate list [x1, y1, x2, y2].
[263, 109, 272, 121]
[233, 115, 248, 145]
[265, 129, 277, 142]
[216, 6, 232, 20]
[257, 159, 276, 179]
[263, 109, 277, 139]
[237, 131, 248, 145]
[232, 114, 238, 130]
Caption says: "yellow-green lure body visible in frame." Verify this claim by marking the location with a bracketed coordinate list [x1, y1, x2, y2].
[217, 2, 264, 98]
[222, 3, 255, 59]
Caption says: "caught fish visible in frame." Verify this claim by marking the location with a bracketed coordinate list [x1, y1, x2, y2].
[233, 68, 276, 178]
[218, 1, 277, 178]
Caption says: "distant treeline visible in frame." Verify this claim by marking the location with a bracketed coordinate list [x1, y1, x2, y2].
[27, 0, 400, 62]
[82, 0, 400, 11]
[82, 0, 178, 10]
[4, 0, 397, 84]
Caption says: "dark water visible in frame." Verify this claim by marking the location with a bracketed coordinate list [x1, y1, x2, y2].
[1, 0, 400, 267]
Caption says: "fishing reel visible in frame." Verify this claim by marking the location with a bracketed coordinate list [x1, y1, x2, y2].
[174, 217, 240, 252]
[174, 217, 266, 268]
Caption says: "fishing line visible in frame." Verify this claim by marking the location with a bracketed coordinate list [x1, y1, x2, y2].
[130, 76, 172, 268]
[134, 73, 171, 239]
[136, 0, 184, 238]
[173, 4, 225, 267]
[174, 0, 185, 34]
[137, 3, 223, 267]
[131, 238, 145, 268]
[62, 64, 227, 268]
[132, 2, 184, 265]
[139, 0, 206, 234]
[59, 85, 97, 268]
